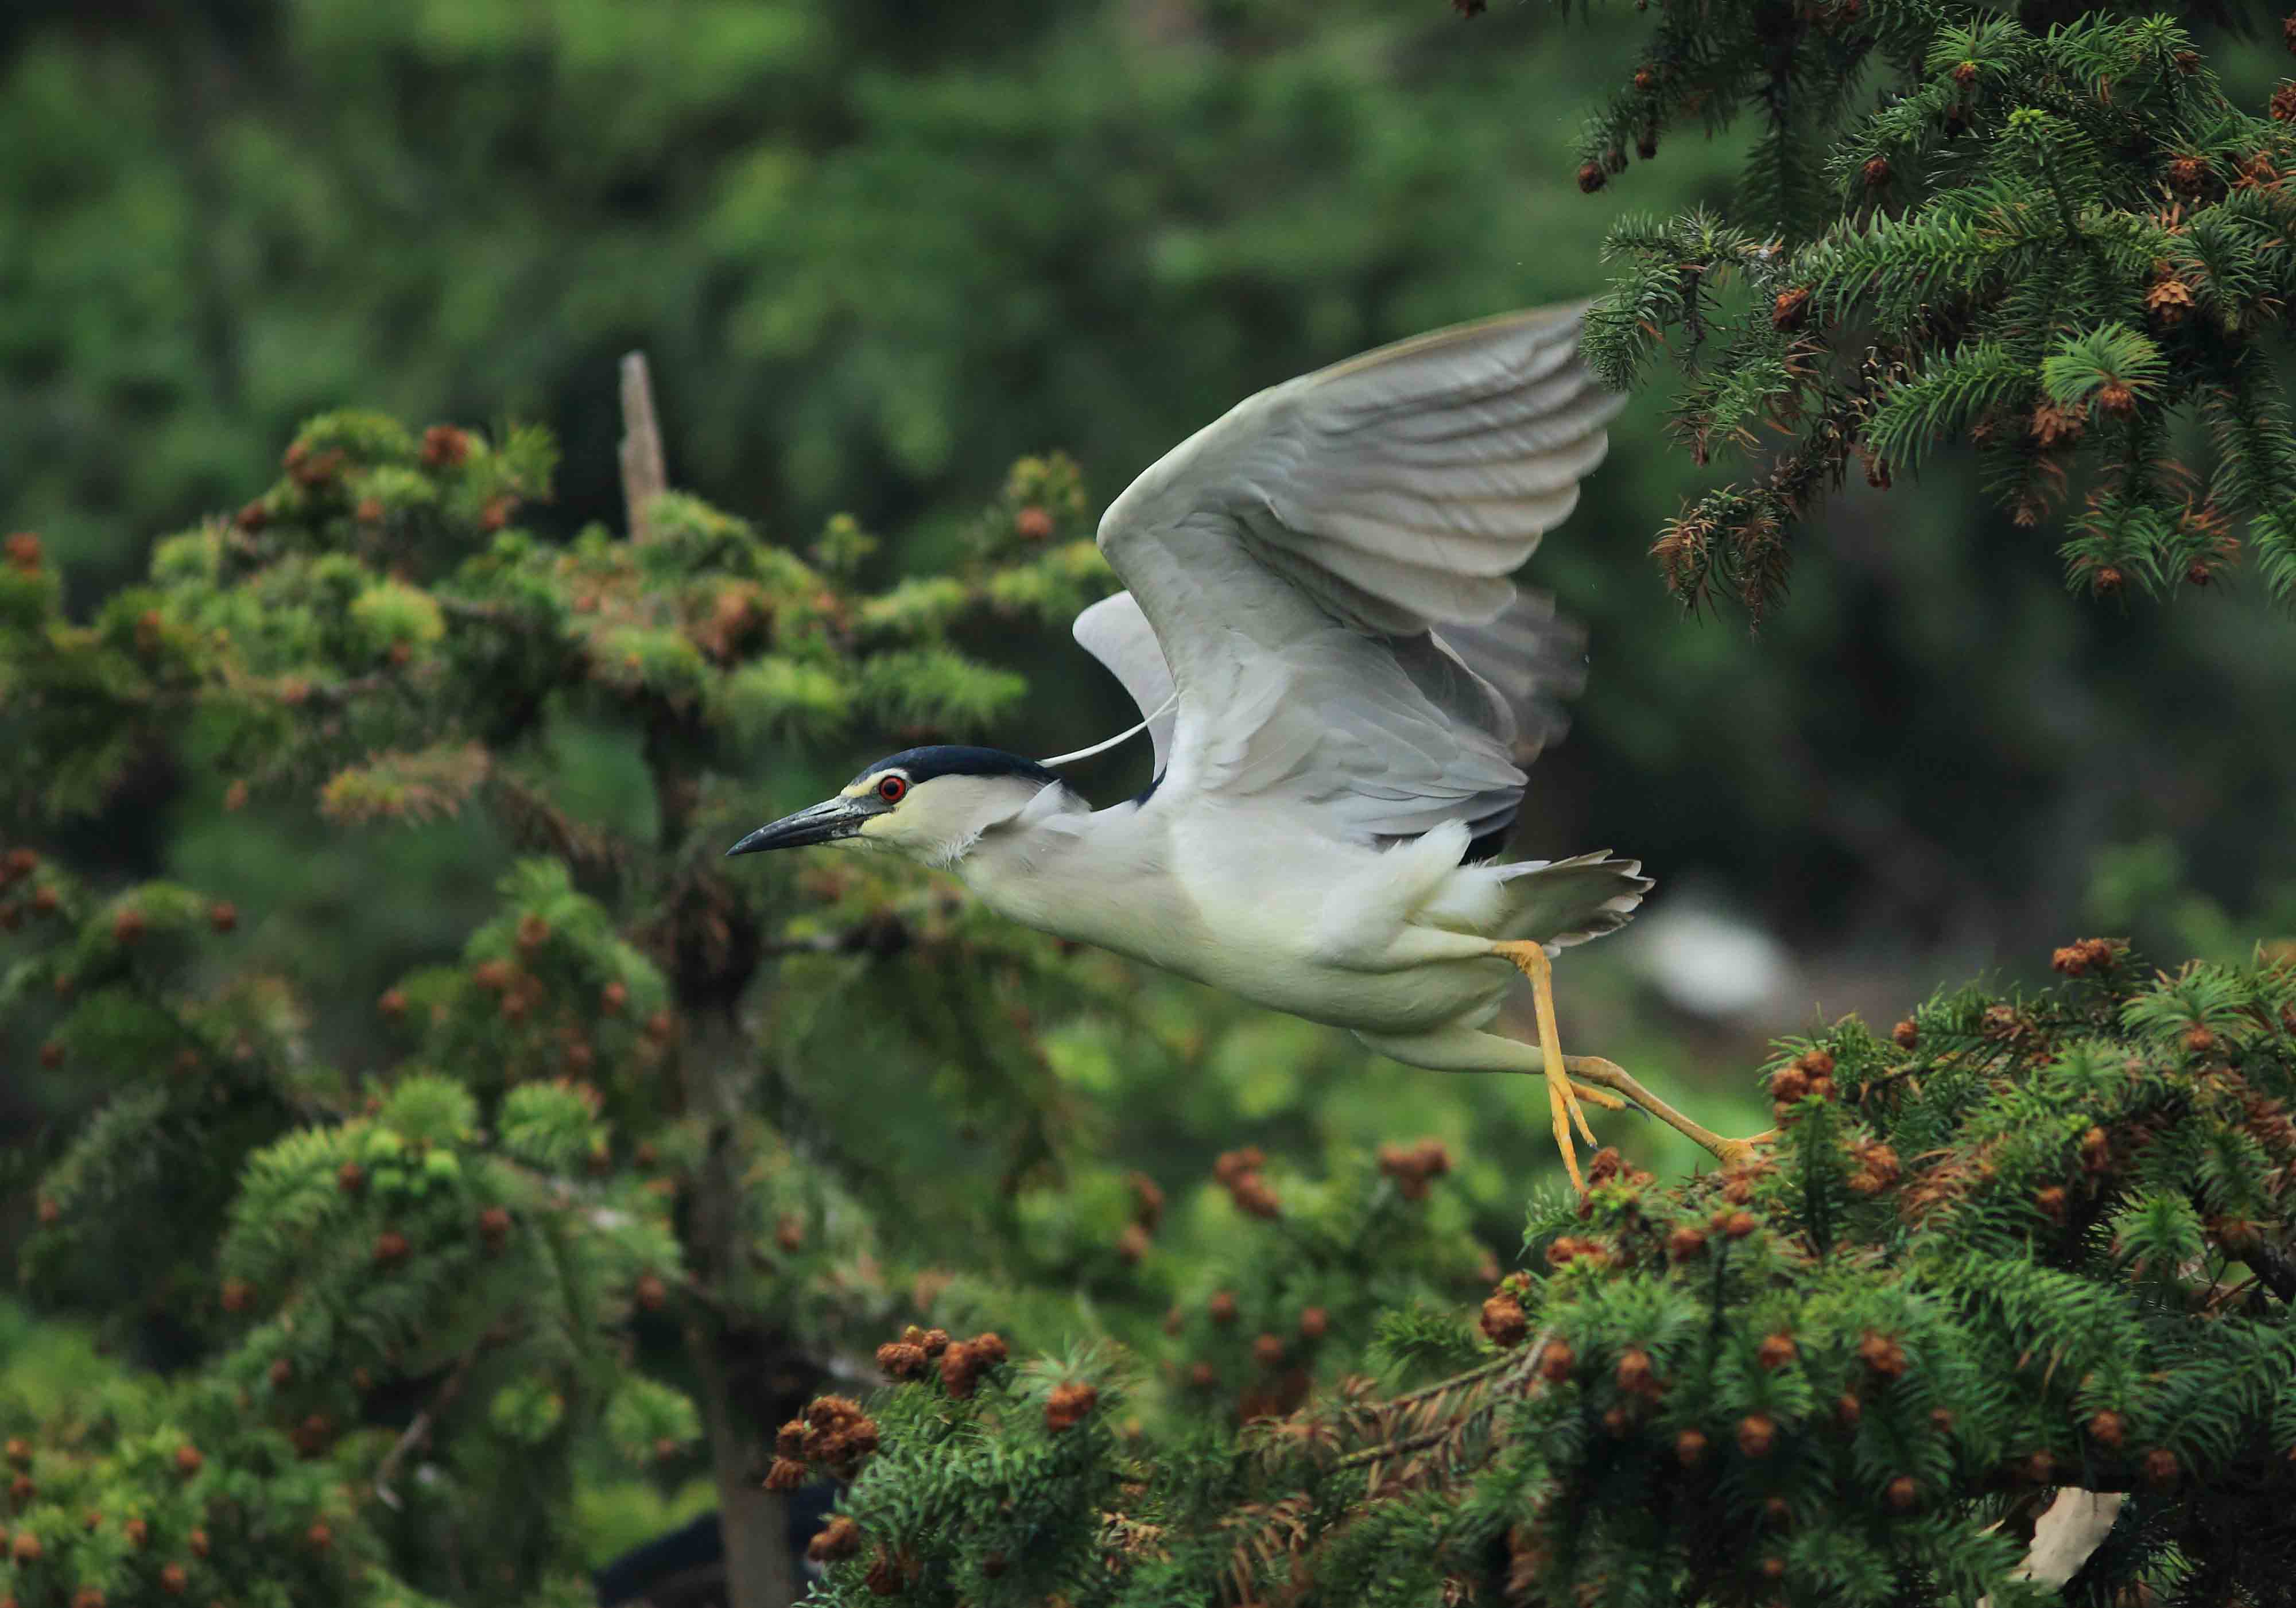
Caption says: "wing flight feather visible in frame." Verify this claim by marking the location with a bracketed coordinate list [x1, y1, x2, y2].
[1079, 304, 1621, 845]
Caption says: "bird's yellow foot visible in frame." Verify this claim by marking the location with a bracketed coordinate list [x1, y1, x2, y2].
[1491, 942, 1768, 1188]
[1491, 940, 1596, 1191]
[1560, 1056, 1770, 1167]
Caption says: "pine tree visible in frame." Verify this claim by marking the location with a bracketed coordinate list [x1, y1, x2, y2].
[1577, 5, 2296, 620]
[1, 380, 1137, 1608]
[9, 4, 2296, 1606]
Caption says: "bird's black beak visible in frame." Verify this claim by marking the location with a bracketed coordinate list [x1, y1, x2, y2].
[724, 796, 870, 857]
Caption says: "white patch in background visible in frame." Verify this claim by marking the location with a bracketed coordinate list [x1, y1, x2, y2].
[1623, 895, 1796, 1020]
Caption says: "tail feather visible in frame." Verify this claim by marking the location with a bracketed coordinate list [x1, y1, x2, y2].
[1493, 850, 1651, 953]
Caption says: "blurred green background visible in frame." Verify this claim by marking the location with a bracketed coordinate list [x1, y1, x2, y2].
[7, 0, 2296, 1250]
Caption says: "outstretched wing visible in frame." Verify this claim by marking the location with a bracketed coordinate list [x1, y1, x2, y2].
[1089, 305, 1622, 844]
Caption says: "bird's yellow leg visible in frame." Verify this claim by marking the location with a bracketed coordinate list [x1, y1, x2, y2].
[1560, 1055, 1768, 1169]
[1490, 941, 1593, 1191]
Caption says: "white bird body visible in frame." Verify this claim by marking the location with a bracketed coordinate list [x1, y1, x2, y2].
[727, 304, 1753, 1186]
[958, 792, 1518, 1035]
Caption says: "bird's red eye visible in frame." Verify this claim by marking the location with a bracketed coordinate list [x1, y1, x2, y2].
[876, 774, 907, 804]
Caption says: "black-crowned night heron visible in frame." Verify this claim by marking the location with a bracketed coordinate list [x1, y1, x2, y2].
[728, 305, 1754, 1190]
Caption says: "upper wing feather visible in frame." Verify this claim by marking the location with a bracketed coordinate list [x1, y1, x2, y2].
[1086, 304, 1622, 844]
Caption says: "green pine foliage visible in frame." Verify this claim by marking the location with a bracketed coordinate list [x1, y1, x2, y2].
[797, 947, 2296, 1608]
[1578, 5, 2296, 618]
[0, 411, 1152, 1608]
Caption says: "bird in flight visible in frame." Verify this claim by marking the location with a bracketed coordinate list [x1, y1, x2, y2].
[728, 305, 1754, 1190]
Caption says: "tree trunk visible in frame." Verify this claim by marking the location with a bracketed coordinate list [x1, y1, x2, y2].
[690, 1322, 798, 1608]
[679, 1011, 798, 1608]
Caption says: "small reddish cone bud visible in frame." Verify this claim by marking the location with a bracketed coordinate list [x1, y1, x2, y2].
[602, 980, 629, 1014]
[306, 1521, 332, 1552]
[1858, 1331, 1907, 1377]
[1189, 1361, 1218, 1389]
[1738, 1414, 1777, 1456]
[1577, 161, 1606, 193]
[645, 1008, 675, 1044]
[5, 530, 44, 570]
[32, 886, 59, 915]
[1208, 1290, 1238, 1325]
[1722, 1210, 1758, 1240]
[269, 1358, 293, 1388]
[11, 1532, 42, 1564]
[1759, 1556, 1786, 1582]
[2275, 81, 2296, 122]
[374, 1229, 411, 1267]
[1862, 156, 1891, 188]
[174, 1444, 204, 1477]
[776, 1419, 809, 1459]
[2095, 566, 2124, 594]
[2023, 1450, 2055, 1484]
[125, 1517, 149, 1549]
[3, 1439, 26, 1466]
[1013, 506, 1054, 541]
[1667, 1224, 1708, 1260]
[338, 1162, 366, 1195]
[2089, 1410, 2126, 1448]
[1044, 1381, 1099, 1432]
[1886, 1475, 1919, 1510]
[160, 1564, 188, 1595]
[7, 1473, 30, 1505]
[777, 1216, 804, 1252]
[1298, 1306, 1329, 1341]
[635, 1273, 668, 1312]
[876, 1341, 927, 1380]
[517, 913, 549, 951]
[1615, 1347, 1655, 1393]
[2143, 1447, 2178, 1487]
[2036, 1186, 2069, 1224]
[1837, 1392, 1863, 1428]
[220, 1279, 254, 1313]
[1537, 1339, 1576, 1384]
[207, 900, 239, 934]
[2184, 1024, 2217, 1054]
[479, 1204, 511, 1241]
[1769, 1065, 1810, 1103]
[2097, 382, 2136, 417]
[1480, 1294, 1529, 1349]
[1756, 1333, 1797, 1370]
[763, 1456, 807, 1491]
[1116, 1224, 1151, 1263]
[808, 1516, 861, 1563]
[1252, 1333, 1285, 1368]
[1772, 286, 1813, 332]
[864, 1547, 906, 1596]
[1675, 1428, 1708, 1467]
[1892, 1019, 1919, 1048]
[72, 1591, 105, 1608]
[188, 1529, 208, 1558]
[378, 988, 407, 1019]
[1951, 59, 1979, 85]
[37, 1043, 63, 1070]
